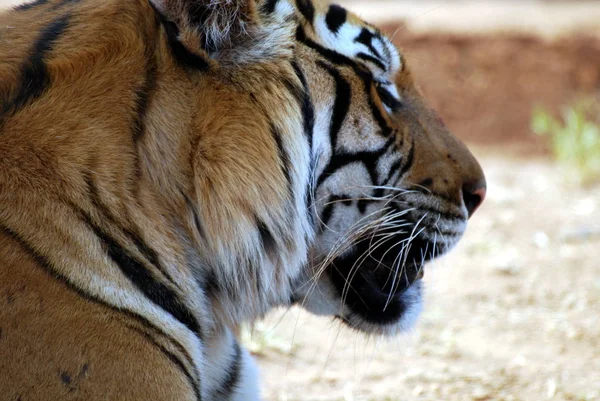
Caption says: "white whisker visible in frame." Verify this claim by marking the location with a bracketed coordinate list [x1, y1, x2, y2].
[384, 213, 428, 309]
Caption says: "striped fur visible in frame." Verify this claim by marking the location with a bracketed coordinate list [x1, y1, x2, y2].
[0, 0, 485, 399]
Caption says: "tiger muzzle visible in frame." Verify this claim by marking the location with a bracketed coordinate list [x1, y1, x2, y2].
[328, 233, 433, 325]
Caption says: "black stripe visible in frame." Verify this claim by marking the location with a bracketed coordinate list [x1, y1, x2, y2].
[0, 223, 200, 386]
[397, 137, 414, 179]
[354, 29, 383, 60]
[0, 14, 70, 123]
[325, 4, 347, 35]
[156, 16, 209, 71]
[297, 26, 356, 68]
[319, 195, 336, 229]
[203, 269, 222, 298]
[14, 0, 47, 10]
[127, 325, 202, 401]
[130, 35, 159, 196]
[315, 61, 351, 152]
[76, 206, 202, 337]
[290, 61, 315, 151]
[215, 341, 242, 398]
[282, 76, 303, 105]
[270, 124, 292, 192]
[305, 157, 317, 227]
[296, 0, 315, 24]
[261, 0, 280, 14]
[84, 174, 179, 289]
[297, 27, 394, 139]
[376, 86, 402, 111]
[372, 138, 397, 199]
[316, 137, 394, 189]
[357, 199, 368, 213]
[290, 61, 316, 226]
[257, 219, 276, 254]
[382, 157, 403, 186]
[132, 50, 158, 142]
[298, 27, 385, 85]
[339, 195, 353, 206]
[356, 52, 386, 72]
[183, 193, 206, 240]
[366, 85, 393, 137]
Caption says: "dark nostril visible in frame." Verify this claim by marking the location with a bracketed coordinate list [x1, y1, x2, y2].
[462, 183, 486, 218]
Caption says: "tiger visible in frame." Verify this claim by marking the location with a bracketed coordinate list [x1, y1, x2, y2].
[0, 0, 486, 399]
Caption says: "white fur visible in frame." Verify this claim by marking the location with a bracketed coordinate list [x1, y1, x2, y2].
[203, 328, 262, 400]
[313, 12, 403, 79]
[273, 0, 295, 18]
[314, 16, 365, 63]
[313, 9, 404, 114]
[229, 348, 262, 401]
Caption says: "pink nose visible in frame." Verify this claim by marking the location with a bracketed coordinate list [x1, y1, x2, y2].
[463, 181, 486, 218]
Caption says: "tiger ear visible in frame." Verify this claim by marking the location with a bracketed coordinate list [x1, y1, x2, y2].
[149, 0, 259, 53]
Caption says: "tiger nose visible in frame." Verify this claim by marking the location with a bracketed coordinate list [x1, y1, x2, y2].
[462, 180, 486, 218]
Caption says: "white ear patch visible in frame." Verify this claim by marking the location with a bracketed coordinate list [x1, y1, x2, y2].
[314, 15, 364, 61]
[382, 36, 402, 74]
[272, 0, 295, 19]
[313, 6, 403, 79]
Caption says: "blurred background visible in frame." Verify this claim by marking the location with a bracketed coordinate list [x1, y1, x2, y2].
[2, 0, 598, 400]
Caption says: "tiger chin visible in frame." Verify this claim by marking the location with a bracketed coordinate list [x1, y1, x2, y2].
[0, 0, 485, 400]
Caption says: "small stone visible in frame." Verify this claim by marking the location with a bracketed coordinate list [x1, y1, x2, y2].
[533, 231, 550, 249]
[412, 385, 424, 396]
[546, 378, 557, 399]
[560, 226, 600, 244]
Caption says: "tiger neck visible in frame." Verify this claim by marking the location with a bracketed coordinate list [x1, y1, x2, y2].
[136, 18, 315, 327]
[0, 0, 314, 328]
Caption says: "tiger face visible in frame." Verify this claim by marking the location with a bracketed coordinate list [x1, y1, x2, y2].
[289, 2, 486, 335]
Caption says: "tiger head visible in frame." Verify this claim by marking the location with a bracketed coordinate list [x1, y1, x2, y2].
[287, 2, 487, 335]
[149, 0, 485, 334]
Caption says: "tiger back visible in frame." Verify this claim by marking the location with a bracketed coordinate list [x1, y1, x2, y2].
[0, 0, 485, 400]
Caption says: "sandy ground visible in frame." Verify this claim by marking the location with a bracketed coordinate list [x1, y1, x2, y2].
[339, 1, 600, 38]
[0, 0, 19, 8]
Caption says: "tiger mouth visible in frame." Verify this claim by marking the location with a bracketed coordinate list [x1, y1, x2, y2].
[328, 235, 435, 326]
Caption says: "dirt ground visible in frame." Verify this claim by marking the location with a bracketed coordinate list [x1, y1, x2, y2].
[251, 26, 600, 401]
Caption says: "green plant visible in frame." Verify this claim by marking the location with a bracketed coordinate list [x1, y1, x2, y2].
[532, 99, 600, 185]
